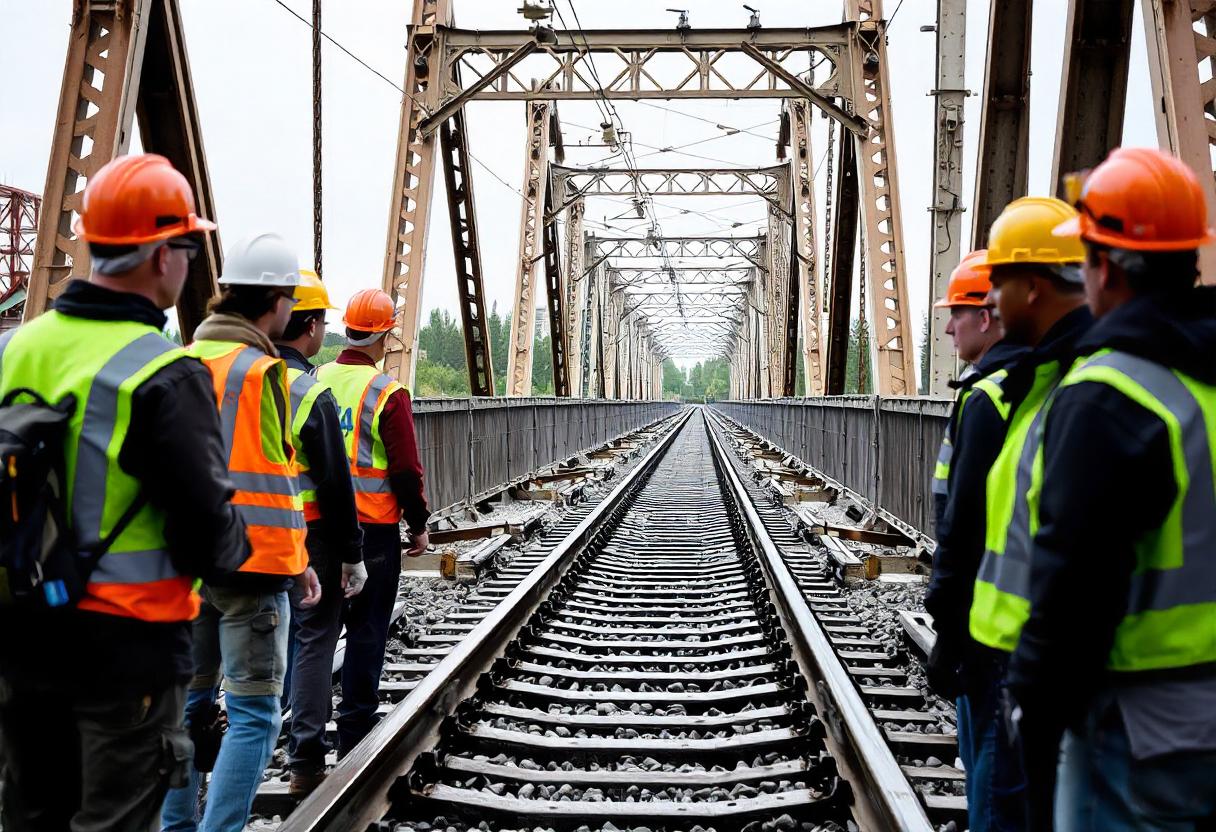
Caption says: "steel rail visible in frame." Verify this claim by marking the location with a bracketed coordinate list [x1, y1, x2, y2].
[703, 407, 934, 832]
[279, 407, 694, 832]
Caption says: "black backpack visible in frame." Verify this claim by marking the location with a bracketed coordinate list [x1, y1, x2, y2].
[0, 388, 144, 608]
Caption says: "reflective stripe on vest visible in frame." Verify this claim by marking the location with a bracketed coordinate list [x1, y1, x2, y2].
[189, 340, 307, 576]
[1060, 350, 1216, 671]
[316, 362, 403, 524]
[0, 314, 197, 622]
[970, 360, 1064, 652]
[287, 368, 328, 522]
[933, 369, 1011, 500]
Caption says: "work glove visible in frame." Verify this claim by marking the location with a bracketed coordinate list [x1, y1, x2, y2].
[342, 560, 368, 598]
[188, 701, 228, 773]
[926, 637, 963, 701]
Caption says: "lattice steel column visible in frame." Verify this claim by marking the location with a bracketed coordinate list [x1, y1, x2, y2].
[439, 108, 495, 396]
[506, 98, 551, 396]
[30, 0, 219, 336]
[564, 201, 586, 395]
[29, 0, 153, 317]
[602, 289, 622, 399]
[846, 0, 918, 396]
[790, 101, 825, 395]
[1143, 0, 1216, 282]
[381, 0, 448, 385]
[928, 0, 967, 396]
[765, 188, 792, 396]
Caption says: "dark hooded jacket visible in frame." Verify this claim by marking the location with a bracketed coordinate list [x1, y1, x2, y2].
[925, 339, 1029, 656]
[1008, 288, 1216, 741]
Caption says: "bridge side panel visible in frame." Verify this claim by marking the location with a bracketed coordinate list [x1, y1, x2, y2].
[713, 399, 948, 536]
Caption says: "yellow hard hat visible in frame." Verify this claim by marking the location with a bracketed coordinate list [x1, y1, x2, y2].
[984, 197, 1086, 269]
[293, 269, 338, 312]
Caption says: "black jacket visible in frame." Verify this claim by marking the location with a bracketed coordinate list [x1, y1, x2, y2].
[0, 280, 248, 694]
[1008, 288, 1216, 725]
[924, 340, 1029, 652]
[277, 345, 363, 587]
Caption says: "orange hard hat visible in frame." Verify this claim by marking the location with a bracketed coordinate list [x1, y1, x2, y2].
[934, 249, 992, 308]
[1053, 147, 1216, 251]
[73, 154, 216, 245]
[342, 288, 395, 333]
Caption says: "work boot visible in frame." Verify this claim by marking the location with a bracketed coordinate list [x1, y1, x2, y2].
[288, 766, 327, 797]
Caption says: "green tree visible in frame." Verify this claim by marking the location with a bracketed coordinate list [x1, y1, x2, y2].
[661, 359, 685, 398]
[845, 317, 873, 394]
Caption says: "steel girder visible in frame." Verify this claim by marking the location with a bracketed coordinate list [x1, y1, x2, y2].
[504, 99, 551, 396]
[29, 0, 219, 339]
[927, 0, 967, 396]
[592, 235, 764, 264]
[439, 109, 495, 396]
[380, 0, 449, 386]
[789, 100, 825, 395]
[554, 165, 785, 198]
[434, 25, 854, 102]
[971, 0, 1032, 249]
[1051, 0, 1135, 195]
[846, 0, 917, 396]
[1142, 0, 1216, 282]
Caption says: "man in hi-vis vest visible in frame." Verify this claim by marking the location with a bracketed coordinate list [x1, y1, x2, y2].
[0, 154, 247, 831]
[162, 233, 319, 832]
[1009, 147, 1216, 829]
[316, 288, 429, 757]
[923, 249, 1027, 832]
[274, 270, 366, 796]
[967, 197, 1093, 830]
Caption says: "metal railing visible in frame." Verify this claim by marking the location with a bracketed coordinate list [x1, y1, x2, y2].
[712, 398, 950, 536]
[412, 398, 682, 512]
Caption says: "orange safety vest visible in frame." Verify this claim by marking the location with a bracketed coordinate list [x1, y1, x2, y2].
[189, 340, 308, 576]
[315, 362, 404, 525]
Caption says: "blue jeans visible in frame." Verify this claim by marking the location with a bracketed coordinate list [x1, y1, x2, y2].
[1056, 697, 1216, 831]
[961, 654, 1027, 832]
[161, 588, 289, 832]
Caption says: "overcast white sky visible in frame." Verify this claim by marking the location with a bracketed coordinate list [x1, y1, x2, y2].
[2, 0, 1159, 372]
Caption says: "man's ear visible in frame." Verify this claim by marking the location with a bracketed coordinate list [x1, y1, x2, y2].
[152, 244, 172, 277]
[978, 307, 993, 333]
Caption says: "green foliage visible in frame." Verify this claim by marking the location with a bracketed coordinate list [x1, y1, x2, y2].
[919, 312, 930, 395]
[661, 359, 685, 397]
[845, 317, 873, 394]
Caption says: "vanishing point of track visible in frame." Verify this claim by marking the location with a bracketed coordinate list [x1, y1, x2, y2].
[281, 408, 934, 832]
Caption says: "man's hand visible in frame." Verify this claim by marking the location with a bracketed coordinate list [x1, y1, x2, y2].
[341, 561, 368, 598]
[294, 566, 322, 608]
[404, 528, 429, 558]
[926, 638, 963, 701]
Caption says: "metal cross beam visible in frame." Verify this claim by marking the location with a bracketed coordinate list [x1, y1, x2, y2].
[609, 268, 753, 286]
[592, 235, 764, 261]
[436, 25, 854, 102]
[554, 166, 784, 198]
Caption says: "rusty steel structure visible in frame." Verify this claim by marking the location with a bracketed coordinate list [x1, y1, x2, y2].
[23, 0, 1216, 401]
[0, 186, 40, 327]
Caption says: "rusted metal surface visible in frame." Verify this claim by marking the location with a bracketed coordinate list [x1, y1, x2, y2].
[411, 398, 679, 513]
[712, 398, 949, 535]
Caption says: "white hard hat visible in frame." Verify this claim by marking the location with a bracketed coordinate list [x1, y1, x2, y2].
[218, 232, 301, 287]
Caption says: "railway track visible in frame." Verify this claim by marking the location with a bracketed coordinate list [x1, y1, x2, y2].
[280, 408, 935, 832]
[704, 411, 965, 825]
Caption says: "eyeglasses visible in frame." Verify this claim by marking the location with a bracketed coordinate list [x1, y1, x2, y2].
[277, 291, 301, 308]
[166, 238, 202, 261]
